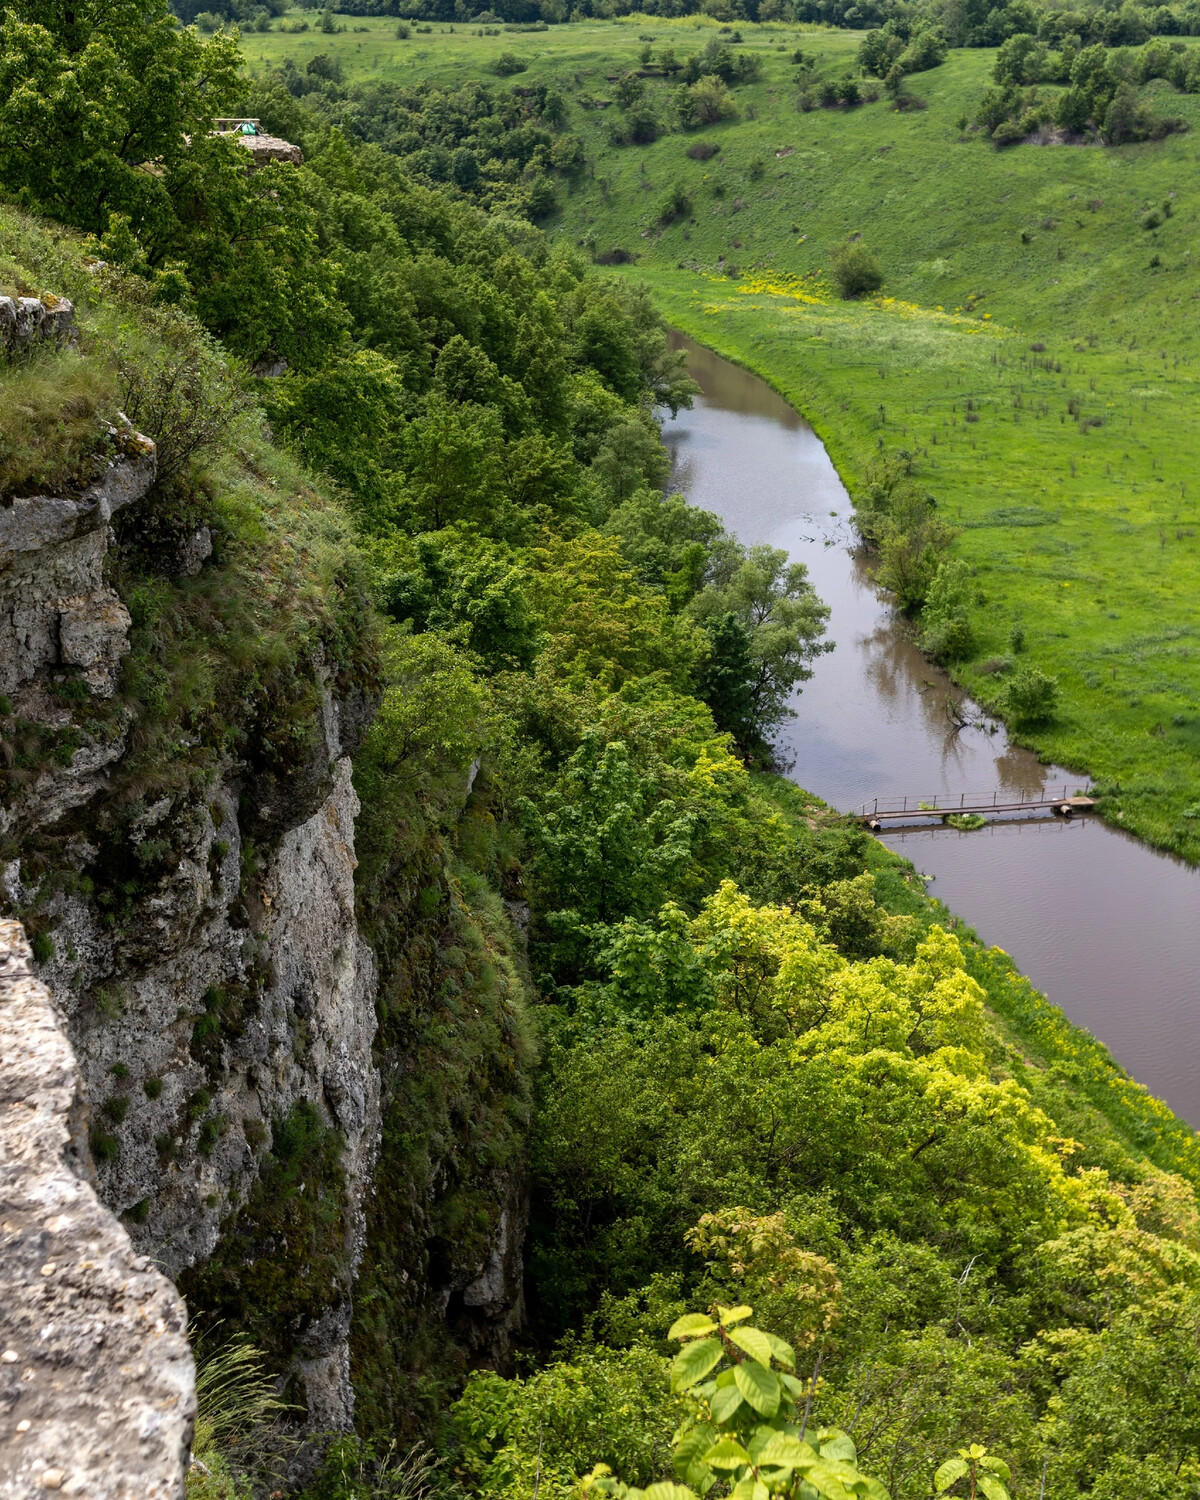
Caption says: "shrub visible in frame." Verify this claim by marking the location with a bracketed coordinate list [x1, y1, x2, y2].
[687, 76, 737, 125]
[829, 241, 883, 300]
[659, 184, 693, 223]
[920, 559, 976, 661]
[1003, 664, 1059, 725]
[491, 51, 528, 76]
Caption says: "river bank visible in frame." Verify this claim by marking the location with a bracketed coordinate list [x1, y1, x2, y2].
[639, 268, 1200, 870]
[664, 330, 1200, 1141]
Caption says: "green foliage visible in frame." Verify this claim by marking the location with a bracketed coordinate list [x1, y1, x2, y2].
[598, 1305, 892, 1500]
[829, 243, 885, 301]
[920, 559, 976, 661]
[1002, 663, 1059, 725]
[180, 1102, 352, 1372]
[0, 0, 242, 239]
[449, 1346, 681, 1500]
[690, 543, 832, 746]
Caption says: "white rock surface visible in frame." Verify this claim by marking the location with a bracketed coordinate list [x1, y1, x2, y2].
[0, 920, 194, 1499]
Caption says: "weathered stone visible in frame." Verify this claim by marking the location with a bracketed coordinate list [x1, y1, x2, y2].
[58, 591, 133, 697]
[0, 292, 75, 356]
[236, 133, 303, 168]
[0, 920, 195, 1499]
[0, 452, 154, 701]
[177, 527, 213, 577]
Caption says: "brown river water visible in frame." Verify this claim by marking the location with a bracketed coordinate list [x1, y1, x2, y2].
[663, 332, 1200, 1126]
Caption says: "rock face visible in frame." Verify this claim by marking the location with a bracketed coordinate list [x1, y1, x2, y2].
[0, 448, 154, 702]
[1, 441, 381, 1428]
[0, 317, 530, 1466]
[0, 295, 76, 356]
[0, 919, 194, 1499]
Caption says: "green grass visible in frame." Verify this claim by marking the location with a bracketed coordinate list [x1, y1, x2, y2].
[248, 14, 1200, 860]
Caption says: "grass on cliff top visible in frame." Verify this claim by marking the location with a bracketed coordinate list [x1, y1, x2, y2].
[0, 205, 373, 878]
[248, 17, 1200, 861]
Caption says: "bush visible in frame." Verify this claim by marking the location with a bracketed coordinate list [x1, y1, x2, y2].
[659, 183, 693, 223]
[829, 241, 884, 299]
[1003, 664, 1059, 725]
[491, 51, 528, 76]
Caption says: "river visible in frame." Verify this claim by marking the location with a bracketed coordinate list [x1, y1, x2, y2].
[663, 332, 1200, 1127]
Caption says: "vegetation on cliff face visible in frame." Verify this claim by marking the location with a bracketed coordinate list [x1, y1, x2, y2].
[9, 6, 1200, 1500]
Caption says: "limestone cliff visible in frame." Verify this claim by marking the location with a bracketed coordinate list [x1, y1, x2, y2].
[0, 261, 532, 1462]
[0, 919, 194, 1499]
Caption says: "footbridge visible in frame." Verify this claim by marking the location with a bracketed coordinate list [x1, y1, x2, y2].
[860, 786, 1097, 829]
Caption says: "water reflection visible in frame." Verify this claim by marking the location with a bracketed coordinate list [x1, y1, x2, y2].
[662, 330, 1200, 1125]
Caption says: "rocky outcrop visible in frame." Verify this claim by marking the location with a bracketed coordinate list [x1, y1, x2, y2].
[2, 436, 380, 1426]
[0, 295, 76, 356]
[0, 920, 194, 1499]
[0, 447, 154, 702]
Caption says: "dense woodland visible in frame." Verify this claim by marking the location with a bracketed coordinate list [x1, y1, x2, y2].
[6, 2, 1200, 1499]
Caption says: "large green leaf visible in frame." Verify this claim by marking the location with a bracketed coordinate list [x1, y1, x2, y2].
[644, 1485, 701, 1500]
[729, 1326, 775, 1368]
[733, 1360, 782, 1417]
[703, 1438, 753, 1471]
[670, 1314, 719, 1341]
[764, 1332, 796, 1370]
[818, 1431, 857, 1464]
[805, 1459, 868, 1500]
[977, 1478, 1009, 1500]
[675, 1425, 717, 1492]
[672, 1338, 724, 1393]
[754, 1433, 818, 1470]
[729, 1481, 768, 1500]
[934, 1459, 969, 1493]
[719, 1304, 754, 1327]
[710, 1383, 745, 1422]
[980, 1458, 1011, 1482]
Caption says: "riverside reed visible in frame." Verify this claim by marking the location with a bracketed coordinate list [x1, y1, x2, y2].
[246, 15, 1200, 860]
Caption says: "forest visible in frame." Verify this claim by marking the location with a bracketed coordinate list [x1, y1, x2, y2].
[4, 1, 1200, 1499]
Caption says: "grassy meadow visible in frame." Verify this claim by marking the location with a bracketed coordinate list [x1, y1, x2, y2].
[247, 15, 1200, 859]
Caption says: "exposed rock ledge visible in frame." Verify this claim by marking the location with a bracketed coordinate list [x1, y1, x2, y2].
[0, 920, 193, 1498]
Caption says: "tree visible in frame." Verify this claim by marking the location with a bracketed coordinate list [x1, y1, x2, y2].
[696, 612, 759, 749]
[692, 544, 833, 738]
[920, 559, 976, 661]
[0, 0, 242, 244]
[830, 242, 884, 300]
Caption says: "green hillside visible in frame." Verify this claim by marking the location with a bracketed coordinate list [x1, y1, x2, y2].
[246, 15, 1200, 858]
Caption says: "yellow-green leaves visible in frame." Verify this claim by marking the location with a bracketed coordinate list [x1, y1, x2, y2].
[704, 1438, 754, 1470]
[727, 1324, 774, 1366]
[718, 1304, 754, 1327]
[752, 1432, 818, 1470]
[670, 1313, 719, 1340]
[732, 1360, 782, 1417]
[934, 1458, 969, 1492]
[671, 1337, 724, 1392]
[935, 1446, 1011, 1500]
